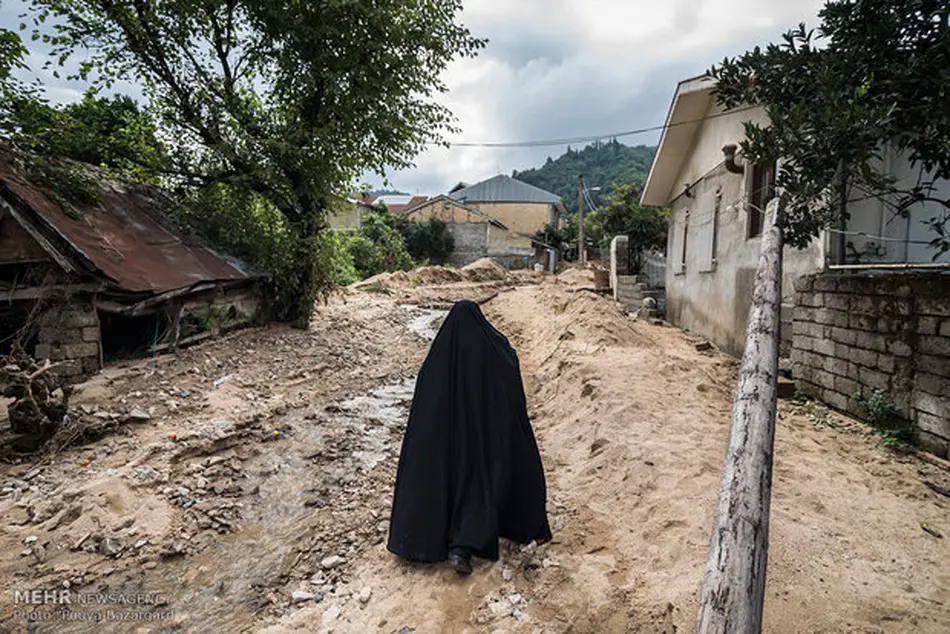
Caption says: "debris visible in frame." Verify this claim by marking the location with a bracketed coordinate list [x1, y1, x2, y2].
[501, 567, 513, 582]
[322, 604, 341, 625]
[23, 535, 37, 545]
[292, 590, 317, 603]
[921, 522, 943, 539]
[695, 341, 713, 352]
[924, 482, 950, 498]
[321, 555, 346, 570]
[126, 408, 151, 422]
[100, 537, 124, 557]
[71, 532, 91, 551]
[359, 587, 372, 604]
[212, 375, 233, 388]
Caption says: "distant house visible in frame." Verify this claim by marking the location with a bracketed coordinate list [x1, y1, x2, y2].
[0, 150, 260, 380]
[327, 194, 433, 231]
[404, 175, 564, 269]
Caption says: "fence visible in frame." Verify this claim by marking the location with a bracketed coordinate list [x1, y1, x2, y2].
[639, 251, 666, 289]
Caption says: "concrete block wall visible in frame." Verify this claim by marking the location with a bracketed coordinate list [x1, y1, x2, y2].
[34, 302, 102, 381]
[791, 271, 950, 457]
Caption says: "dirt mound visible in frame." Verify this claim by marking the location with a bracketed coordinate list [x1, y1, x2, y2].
[556, 266, 597, 286]
[460, 257, 507, 282]
[411, 266, 463, 285]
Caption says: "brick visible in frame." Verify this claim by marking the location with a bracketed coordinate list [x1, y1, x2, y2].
[796, 380, 821, 399]
[51, 347, 65, 362]
[828, 357, 850, 377]
[855, 331, 888, 353]
[37, 329, 55, 344]
[800, 293, 824, 308]
[33, 343, 52, 359]
[858, 367, 892, 391]
[916, 410, 950, 439]
[826, 294, 850, 311]
[887, 340, 912, 357]
[63, 343, 99, 359]
[894, 284, 913, 299]
[793, 321, 823, 339]
[913, 392, 950, 419]
[81, 327, 100, 343]
[65, 307, 99, 328]
[851, 295, 878, 314]
[877, 354, 895, 374]
[918, 296, 950, 317]
[848, 347, 879, 368]
[918, 316, 939, 336]
[835, 375, 860, 397]
[847, 362, 861, 381]
[917, 432, 949, 459]
[82, 356, 100, 373]
[813, 338, 836, 357]
[914, 372, 947, 396]
[850, 313, 878, 331]
[830, 327, 857, 346]
[794, 336, 815, 352]
[920, 336, 950, 356]
[917, 354, 950, 378]
[812, 369, 837, 390]
[795, 307, 817, 323]
[940, 322, 950, 338]
[794, 276, 816, 293]
[822, 389, 850, 411]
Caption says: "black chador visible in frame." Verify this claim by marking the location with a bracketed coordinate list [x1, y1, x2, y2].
[387, 300, 552, 573]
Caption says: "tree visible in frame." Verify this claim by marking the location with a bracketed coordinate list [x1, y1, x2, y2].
[2, 88, 167, 182]
[586, 183, 669, 271]
[710, 0, 950, 254]
[26, 0, 484, 325]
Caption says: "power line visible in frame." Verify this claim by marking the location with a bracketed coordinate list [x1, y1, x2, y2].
[437, 105, 758, 149]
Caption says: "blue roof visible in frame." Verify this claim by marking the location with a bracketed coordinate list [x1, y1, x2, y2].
[448, 174, 562, 205]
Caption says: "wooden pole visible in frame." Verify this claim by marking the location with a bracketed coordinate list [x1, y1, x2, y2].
[577, 173, 585, 264]
[695, 193, 784, 634]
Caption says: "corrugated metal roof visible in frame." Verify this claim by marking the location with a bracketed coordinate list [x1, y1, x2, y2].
[0, 155, 252, 294]
[449, 174, 561, 204]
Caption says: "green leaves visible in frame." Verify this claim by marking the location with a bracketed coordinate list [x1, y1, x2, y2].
[710, 0, 950, 252]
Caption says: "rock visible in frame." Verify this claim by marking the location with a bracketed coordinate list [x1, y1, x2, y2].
[501, 568, 513, 582]
[359, 587, 372, 604]
[488, 599, 512, 618]
[100, 537, 123, 557]
[322, 604, 341, 625]
[310, 571, 328, 586]
[321, 555, 346, 570]
[292, 590, 317, 604]
[542, 558, 559, 568]
[24, 535, 37, 544]
[127, 408, 151, 422]
[507, 594, 522, 605]
[695, 341, 713, 352]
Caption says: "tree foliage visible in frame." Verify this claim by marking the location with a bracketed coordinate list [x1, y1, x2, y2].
[25, 0, 484, 324]
[514, 140, 656, 214]
[710, 0, 950, 253]
[586, 183, 669, 270]
[2, 88, 167, 182]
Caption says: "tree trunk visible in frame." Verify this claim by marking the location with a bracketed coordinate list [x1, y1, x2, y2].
[695, 196, 784, 634]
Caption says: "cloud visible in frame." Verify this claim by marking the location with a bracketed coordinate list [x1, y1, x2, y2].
[3, 0, 827, 196]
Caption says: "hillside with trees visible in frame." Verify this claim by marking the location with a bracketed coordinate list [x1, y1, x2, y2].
[513, 140, 656, 214]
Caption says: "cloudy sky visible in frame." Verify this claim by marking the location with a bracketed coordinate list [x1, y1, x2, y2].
[2, 0, 827, 194]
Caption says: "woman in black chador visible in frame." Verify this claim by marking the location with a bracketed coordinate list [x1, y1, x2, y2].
[387, 300, 552, 574]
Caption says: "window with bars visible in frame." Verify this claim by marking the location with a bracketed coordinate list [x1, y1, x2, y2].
[748, 160, 776, 238]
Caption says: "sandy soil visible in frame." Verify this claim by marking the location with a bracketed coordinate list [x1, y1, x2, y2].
[0, 267, 947, 633]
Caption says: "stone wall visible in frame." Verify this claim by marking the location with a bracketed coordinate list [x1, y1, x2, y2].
[791, 271, 950, 457]
[34, 302, 101, 382]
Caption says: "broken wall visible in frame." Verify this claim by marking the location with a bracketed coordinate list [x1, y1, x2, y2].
[34, 302, 102, 381]
[791, 271, 950, 457]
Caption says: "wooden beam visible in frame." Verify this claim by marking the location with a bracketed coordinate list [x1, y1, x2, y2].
[1, 284, 106, 301]
[0, 197, 76, 274]
[695, 194, 784, 634]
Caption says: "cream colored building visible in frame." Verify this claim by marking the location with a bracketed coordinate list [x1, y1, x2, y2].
[643, 74, 950, 357]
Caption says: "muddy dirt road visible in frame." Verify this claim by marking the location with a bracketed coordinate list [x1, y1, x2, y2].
[1, 267, 947, 633]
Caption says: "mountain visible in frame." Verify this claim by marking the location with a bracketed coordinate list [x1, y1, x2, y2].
[513, 140, 656, 214]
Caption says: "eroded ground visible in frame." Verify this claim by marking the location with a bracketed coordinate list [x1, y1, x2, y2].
[1, 267, 947, 634]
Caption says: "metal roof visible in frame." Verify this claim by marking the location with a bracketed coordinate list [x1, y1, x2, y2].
[0, 154, 253, 294]
[449, 174, 561, 205]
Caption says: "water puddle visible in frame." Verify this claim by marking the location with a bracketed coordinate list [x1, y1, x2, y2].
[71, 308, 452, 632]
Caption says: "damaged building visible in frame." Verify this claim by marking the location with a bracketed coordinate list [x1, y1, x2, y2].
[0, 152, 261, 382]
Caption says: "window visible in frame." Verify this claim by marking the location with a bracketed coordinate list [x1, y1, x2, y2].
[708, 190, 721, 270]
[673, 209, 689, 275]
[748, 160, 776, 238]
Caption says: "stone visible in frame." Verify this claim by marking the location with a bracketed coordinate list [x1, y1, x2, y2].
[507, 594, 522, 605]
[359, 587, 372, 603]
[100, 537, 123, 557]
[81, 327, 99, 343]
[488, 600, 512, 618]
[292, 590, 317, 604]
[127, 409, 151, 422]
[321, 555, 346, 570]
[694, 341, 713, 352]
[322, 604, 341, 625]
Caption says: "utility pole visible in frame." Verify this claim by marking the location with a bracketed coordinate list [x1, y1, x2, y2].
[695, 181, 784, 634]
[577, 173, 585, 265]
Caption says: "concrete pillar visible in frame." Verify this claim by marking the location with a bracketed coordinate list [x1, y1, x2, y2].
[610, 236, 630, 301]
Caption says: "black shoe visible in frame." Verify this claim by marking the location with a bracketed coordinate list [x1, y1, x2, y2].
[448, 548, 472, 575]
